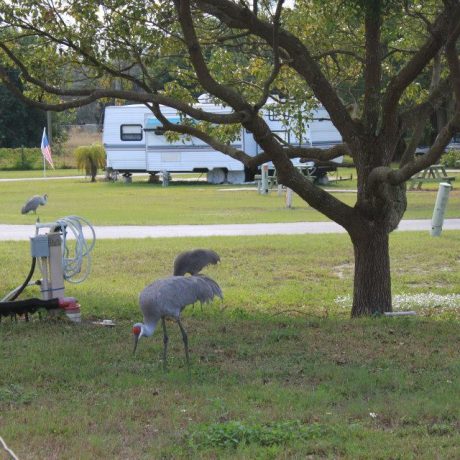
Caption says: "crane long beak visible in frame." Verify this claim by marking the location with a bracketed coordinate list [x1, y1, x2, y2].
[133, 335, 140, 355]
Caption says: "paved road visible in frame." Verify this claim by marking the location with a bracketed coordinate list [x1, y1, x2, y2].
[1, 219, 459, 241]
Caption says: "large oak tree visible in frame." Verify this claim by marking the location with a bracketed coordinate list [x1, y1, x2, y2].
[1, 0, 459, 316]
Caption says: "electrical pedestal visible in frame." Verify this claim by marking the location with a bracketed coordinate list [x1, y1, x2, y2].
[30, 232, 65, 301]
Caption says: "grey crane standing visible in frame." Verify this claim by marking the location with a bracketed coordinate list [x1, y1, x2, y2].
[133, 249, 222, 370]
[21, 194, 48, 214]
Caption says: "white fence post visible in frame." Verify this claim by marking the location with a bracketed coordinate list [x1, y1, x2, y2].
[261, 163, 269, 195]
[285, 188, 293, 208]
[431, 182, 452, 236]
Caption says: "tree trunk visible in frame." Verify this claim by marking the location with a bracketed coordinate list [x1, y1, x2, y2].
[351, 229, 392, 317]
[90, 160, 97, 182]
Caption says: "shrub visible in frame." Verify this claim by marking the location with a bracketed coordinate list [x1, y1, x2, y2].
[441, 149, 460, 168]
[0, 147, 42, 170]
[74, 144, 106, 182]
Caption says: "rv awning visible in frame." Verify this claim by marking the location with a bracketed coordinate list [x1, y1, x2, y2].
[144, 117, 181, 130]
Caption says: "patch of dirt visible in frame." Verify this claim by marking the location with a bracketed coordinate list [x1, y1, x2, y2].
[332, 262, 354, 279]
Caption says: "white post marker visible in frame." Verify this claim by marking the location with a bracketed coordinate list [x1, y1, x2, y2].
[261, 163, 269, 195]
[431, 182, 452, 237]
[161, 170, 170, 187]
[285, 188, 293, 208]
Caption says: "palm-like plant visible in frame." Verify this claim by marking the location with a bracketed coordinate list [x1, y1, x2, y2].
[74, 144, 105, 182]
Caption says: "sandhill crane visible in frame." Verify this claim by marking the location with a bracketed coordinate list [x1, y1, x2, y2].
[133, 250, 222, 370]
[133, 275, 222, 368]
[21, 194, 48, 214]
[173, 248, 220, 276]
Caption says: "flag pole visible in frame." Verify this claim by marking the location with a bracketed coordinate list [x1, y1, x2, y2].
[43, 127, 47, 177]
[46, 111, 52, 175]
[41, 126, 54, 174]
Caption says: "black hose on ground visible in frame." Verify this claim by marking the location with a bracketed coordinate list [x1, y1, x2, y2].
[0, 298, 61, 318]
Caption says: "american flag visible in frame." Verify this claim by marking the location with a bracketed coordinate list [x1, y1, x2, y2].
[41, 128, 54, 169]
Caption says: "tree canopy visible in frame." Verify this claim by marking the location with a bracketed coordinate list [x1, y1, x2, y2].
[0, 69, 46, 147]
[1, 0, 459, 316]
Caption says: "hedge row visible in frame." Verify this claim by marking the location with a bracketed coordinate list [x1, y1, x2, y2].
[0, 147, 75, 170]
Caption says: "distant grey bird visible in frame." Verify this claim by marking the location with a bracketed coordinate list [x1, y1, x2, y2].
[21, 194, 48, 214]
[173, 249, 220, 276]
[133, 250, 222, 370]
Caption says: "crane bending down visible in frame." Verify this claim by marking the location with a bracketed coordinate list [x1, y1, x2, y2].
[21, 194, 48, 214]
[173, 249, 220, 276]
[133, 250, 222, 370]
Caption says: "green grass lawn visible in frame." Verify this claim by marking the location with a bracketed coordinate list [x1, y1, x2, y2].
[1, 233, 459, 459]
[0, 169, 205, 180]
[0, 168, 82, 179]
[1, 173, 459, 225]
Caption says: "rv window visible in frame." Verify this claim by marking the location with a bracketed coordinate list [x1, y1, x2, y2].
[120, 124, 143, 141]
[267, 109, 282, 121]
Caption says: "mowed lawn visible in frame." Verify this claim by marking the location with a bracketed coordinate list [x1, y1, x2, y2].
[1, 172, 460, 225]
[1, 233, 459, 459]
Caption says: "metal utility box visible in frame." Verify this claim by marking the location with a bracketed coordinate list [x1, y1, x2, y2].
[30, 235, 50, 258]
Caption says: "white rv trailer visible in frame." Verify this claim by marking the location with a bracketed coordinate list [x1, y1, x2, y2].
[308, 106, 343, 149]
[103, 98, 342, 183]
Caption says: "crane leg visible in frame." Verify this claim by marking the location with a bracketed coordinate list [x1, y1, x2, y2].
[177, 319, 190, 370]
[161, 317, 169, 372]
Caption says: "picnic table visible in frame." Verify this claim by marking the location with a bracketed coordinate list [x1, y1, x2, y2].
[255, 165, 315, 193]
[408, 164, 455, 190]
[254, 171, 278, 193]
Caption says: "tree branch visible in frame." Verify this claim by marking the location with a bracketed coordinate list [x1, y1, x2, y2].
[174, 0, 251, 112]
[369, 9, 460, 191]
[382, 3, 460, 124]
[369, 110, 460, 188]
[398, 76, 452, 166]
[445, 17, 460, 102]
[397, 9, 460, 167]
[1, 15, 154, 94]
[362, 1, 382, 134]
[313, 48, 364, 63]
[289, 143, 351, 162]
[399, 78, 451, 132]
[196, 0, 360, 142]
[0, 44, 250, 124]
[148, 102, 255, 166]
[253, 0, 284, 111]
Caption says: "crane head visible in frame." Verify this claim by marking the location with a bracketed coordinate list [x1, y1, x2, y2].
[132, 323, 143, 354]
